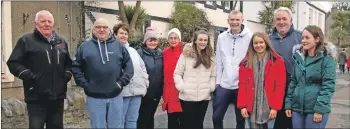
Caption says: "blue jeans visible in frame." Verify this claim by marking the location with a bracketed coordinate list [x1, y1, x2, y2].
[292, 111, 329, 129]
[122, 96, 142, 129]
[246, 117, 275, 129]
[86, 95, 123, 128]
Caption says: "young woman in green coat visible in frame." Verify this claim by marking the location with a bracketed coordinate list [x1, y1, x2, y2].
[284, 25, 336, 129]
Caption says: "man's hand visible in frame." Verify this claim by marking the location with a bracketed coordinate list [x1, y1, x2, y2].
[313, 113, 323, 123]
[241, 108, 249, 118]
[285, 110, 292, 117]
[269, 109, 277, 119]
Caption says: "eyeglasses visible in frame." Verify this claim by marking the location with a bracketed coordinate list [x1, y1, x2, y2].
[95, 26, 109, 30]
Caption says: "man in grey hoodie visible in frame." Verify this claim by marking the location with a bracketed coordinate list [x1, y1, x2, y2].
[269, 7, 302, 129]
[71, 18, 134, 128]
[213, 10, 252, 129]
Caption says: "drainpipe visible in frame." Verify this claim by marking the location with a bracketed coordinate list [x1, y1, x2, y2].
[296, 1, 299, 30]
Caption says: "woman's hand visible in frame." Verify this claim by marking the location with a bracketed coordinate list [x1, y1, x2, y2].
[313, 113, 323, 123]
[241, 108, 249, 118]
[285, 110, 292, 117]
[269, 109, 277, 119]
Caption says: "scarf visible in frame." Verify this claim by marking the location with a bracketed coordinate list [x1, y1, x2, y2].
[250, 51, 270, 129]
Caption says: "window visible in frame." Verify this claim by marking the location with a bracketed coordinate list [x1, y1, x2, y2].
[318, 13, 322, 27]
[206, 1, 213, 5]
[309, 8, 313, 25]
[314, 10, 317, 25]
[216, 1, 221, 6]
[223, 1, 230, 10]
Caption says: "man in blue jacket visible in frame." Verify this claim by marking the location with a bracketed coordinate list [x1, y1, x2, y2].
[71, 18, 134, 128]
[269, 7, 302, 129]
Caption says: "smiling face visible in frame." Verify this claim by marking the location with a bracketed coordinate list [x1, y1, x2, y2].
[93, 19, 110, 41]
[115, 28, 128, 44]
[35, 13, 54, 38]
[168, 33, 180, 47]
[196, 34, 209, 50]
[227, 13, 244, 33]
[302, 29, 319, 52]
[252, 36, 267, 54]
[146, 38, 159, 50]
[274, 11, 292, 37]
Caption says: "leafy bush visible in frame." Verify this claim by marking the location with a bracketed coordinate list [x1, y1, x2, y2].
[128, 36, 168, 50]
[169, 2, 212, 43]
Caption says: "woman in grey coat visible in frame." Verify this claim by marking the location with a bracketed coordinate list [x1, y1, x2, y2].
[113, 23, 149, 129]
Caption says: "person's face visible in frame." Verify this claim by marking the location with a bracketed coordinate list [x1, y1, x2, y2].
[35, 13, 54, 37]
[227, 13, 244, 33]
[196, 34, 209, 50]
[301, 29, 319, 51]
[252, 36, 267, 54]
[146, 38, 159, 50]
[115, 28, 128, 44]
[168, 33, 180, 47]
[274, 11, 292, 36]
[93, 21, 110, 41]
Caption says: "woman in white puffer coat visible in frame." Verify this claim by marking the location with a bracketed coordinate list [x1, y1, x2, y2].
[174, 29, 216, 129]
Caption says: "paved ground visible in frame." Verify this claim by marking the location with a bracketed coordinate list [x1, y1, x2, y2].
[155, 69, 350, 128]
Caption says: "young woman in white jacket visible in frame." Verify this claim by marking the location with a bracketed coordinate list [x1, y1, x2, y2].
[113, 23, 149, 129]
[174, 30, 216, 129]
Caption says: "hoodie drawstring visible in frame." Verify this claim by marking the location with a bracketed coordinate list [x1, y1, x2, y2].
[97, 40, 110, 64]
[105, 41, 109, 62]
[97, 40, 105, 64]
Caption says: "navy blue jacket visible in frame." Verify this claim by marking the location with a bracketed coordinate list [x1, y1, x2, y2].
[72, 34, 134, 98]
[137, 47, 164, 100]
[269, 24, 302, 76]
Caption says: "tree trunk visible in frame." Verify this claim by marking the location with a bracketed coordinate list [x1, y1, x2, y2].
[118, 1, 128, 24]
[129, 1, 141, 37]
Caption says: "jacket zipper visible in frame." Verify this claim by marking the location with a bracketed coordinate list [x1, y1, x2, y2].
[57, 50, 60, 64]
[51, 44, 57, 99]
[46, 49, 51, 64]
[273, 80, 276, 92]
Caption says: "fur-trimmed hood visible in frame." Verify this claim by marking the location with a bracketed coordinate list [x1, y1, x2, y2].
[292, 43, 337, 59]
[182, 43, 215, 60]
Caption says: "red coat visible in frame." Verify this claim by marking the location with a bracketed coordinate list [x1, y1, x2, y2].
[347, 58, 350, 68]
[237, 52, 286, 113]
[162, 42, 183, 113]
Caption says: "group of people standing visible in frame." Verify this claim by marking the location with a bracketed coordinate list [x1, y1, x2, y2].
[7, 6, 337, 129]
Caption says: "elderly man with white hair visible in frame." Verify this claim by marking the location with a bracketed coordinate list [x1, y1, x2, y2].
[7, 10, 72, 129]
[71, 18, 134, 128]
[268, 7, 302, 129]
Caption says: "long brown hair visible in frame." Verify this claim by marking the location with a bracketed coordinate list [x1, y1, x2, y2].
[303, 25, 326, 55]
[246, 32, 279, 68]
[192, 30, 214, 69]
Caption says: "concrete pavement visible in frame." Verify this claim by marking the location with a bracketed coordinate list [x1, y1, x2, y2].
[154, 69, 350, 128]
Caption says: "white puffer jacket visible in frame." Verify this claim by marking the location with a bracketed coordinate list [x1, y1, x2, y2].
[174, 43, 216, 101]
[122, 43, 149, 97]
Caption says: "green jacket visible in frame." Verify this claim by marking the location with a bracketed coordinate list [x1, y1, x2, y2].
[285, 44, 336, 115]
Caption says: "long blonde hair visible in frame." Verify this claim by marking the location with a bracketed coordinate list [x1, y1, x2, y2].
[246, 32, 280, 68]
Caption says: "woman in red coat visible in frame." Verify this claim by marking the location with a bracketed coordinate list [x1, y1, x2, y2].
[346, 57, 350, 73]
[162, 28, 183, 129]
[237, 32, 286, 129]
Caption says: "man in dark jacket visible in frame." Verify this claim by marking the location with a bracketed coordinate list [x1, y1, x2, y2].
[7, 10, 72, 129]
[269, 7, 302, 129]
[71, 18, 134, 128]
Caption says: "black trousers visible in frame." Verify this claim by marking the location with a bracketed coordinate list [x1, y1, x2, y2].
[180, 100, 209, 129]
[274, 73, 293, 129]
[26, 100, 64, 129]
[137, 97, 160, 129]
[167, 112, 181, 129]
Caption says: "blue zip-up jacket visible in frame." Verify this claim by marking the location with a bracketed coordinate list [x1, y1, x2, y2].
[71, 34, 134, 98]
[269, 24, 301, 76]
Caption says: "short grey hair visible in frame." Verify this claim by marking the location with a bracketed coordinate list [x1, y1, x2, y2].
[273, 7, 293, 19]
[228, 10, 243, 19]
[35, 10, 54, 22]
